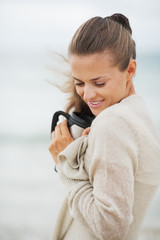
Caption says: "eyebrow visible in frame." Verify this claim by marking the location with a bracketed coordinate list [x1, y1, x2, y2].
[72, 76, 109, 81]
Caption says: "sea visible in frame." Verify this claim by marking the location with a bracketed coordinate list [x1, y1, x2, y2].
[0, 52, 160, 240]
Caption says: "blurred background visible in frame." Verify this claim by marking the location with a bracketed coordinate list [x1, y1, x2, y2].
[0, 0, 160, 239]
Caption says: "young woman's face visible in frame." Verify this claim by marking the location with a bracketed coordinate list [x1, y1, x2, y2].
[70, 53, 135, 116]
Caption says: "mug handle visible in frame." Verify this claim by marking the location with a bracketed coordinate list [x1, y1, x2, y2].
[51, 111, 70, 133]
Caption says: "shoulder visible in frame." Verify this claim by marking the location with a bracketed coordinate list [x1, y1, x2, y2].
[91, 103, 132, 134]
[87, 98, 140, 173]
[89, 95, 143, 149]
[91, 94, 145, 134]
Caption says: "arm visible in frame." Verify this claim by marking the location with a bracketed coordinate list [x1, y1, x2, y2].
[57, 115, 140, 239]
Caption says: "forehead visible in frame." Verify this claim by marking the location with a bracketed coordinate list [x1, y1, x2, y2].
[69, 53, 115, 79]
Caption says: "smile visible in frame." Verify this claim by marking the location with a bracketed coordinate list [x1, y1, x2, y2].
[88, 100, 104, 108]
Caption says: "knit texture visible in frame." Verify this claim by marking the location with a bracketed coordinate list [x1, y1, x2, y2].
[53, 95, 160, 240]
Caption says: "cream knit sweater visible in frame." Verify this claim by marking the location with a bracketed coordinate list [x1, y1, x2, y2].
[53, 95, 160, 240]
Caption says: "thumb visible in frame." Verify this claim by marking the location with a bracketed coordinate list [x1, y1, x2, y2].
[82, 127, 90, 136]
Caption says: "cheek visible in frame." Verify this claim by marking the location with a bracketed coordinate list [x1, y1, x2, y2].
[75, 87, 83, 97]
[108, 79, 124, 93]
[102, 83, 114, 95]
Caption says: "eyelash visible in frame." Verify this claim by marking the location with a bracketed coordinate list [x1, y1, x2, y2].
[75, 82, 105, 87]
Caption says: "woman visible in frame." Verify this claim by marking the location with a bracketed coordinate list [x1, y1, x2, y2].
[49, 13, 160, 240]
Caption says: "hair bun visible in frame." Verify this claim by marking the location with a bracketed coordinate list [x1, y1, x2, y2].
[109, 13, 132, 34]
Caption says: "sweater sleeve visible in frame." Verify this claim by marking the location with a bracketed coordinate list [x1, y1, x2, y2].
[57, 114, 139, 240]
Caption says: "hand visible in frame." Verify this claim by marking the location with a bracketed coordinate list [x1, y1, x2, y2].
[48, 120, 74, 164]
[82, 127, 90, 136]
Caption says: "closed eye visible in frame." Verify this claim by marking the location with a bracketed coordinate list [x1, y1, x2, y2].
[75, 82, 105, 87]
[95, 82, 105, 87]
[75, 82, 84, 86]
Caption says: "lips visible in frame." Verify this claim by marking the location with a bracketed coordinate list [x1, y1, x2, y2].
[88, 100, 104, 108]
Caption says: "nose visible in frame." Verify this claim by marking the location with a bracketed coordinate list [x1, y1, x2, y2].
[83, 85, 96, 101]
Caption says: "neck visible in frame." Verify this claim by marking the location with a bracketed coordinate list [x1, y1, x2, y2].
[126, 81, 136, 97]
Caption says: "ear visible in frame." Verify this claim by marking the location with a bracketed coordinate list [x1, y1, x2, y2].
[127, 59, 137, 80]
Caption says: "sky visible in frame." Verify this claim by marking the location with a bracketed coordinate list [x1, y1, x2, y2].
[1, 0, 160, 55]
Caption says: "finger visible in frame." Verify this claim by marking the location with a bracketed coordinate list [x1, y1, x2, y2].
[55, 124, 62, 137]
[82, 127, 90, 136]
[51, 130, 55, 140]
[60, 120, 71, 137]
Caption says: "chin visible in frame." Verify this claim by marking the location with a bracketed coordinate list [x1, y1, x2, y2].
[91, 105, 110, 116]
[90, 108, 102, 116]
